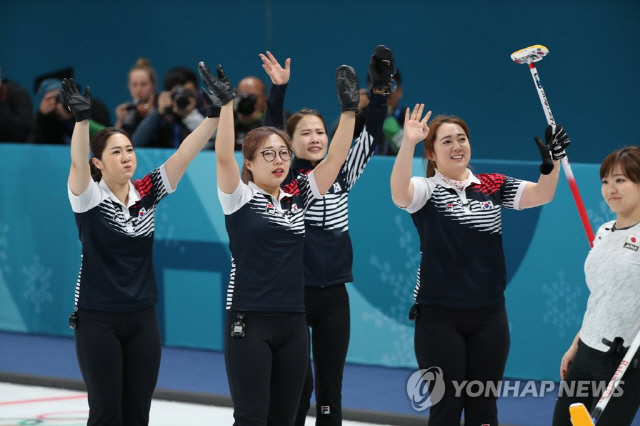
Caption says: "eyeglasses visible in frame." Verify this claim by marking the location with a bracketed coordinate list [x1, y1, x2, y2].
[259, 149, 292, 162]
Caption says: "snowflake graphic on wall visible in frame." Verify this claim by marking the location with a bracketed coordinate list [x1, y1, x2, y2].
[155, 210, 186, 253]
[360, 214, 421, 365]
[0, 222, 10, 276]
[22, 255, 53, 314]
[368, 214, 422, 312]
[587, 199, 616, 231]
[362, 309, 416, 366]
[541, 270, 584, 339]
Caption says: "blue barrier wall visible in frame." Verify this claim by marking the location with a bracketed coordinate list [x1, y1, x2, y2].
[0, 144, 613, 380]
[2, 0, 639, 162]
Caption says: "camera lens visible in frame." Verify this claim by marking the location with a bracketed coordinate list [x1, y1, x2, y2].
[237, 93, 257, 116]
[171, 87, 194, 110]
[126, 98, 140, 111]
[175, 95, 190, 110]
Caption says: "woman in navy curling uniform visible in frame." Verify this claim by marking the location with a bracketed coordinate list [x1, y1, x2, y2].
[199, 60, 358, 426]
[390, 105, 571, 426]
[258, 46, 395, 426]
[63, 76, 219, 426]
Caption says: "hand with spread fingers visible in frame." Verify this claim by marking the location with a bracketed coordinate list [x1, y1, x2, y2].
[60, 78, 92, 122]
[335, 65, 359, 113]
[198, 62, 223, 118]
[259, 51, 291, 85]
[198, 62, 236, 108]
[402, 103, 432, 146]
[546, 124, 571, 160]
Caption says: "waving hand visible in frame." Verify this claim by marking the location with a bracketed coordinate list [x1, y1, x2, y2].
[259, 51, 291, 85]
[403, 104, 432, 146]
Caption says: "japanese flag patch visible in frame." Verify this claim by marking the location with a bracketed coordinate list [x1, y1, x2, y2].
[624, 234, 639, 251]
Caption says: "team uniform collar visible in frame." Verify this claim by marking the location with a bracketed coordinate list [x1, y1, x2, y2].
[99, 179, 140, 208]
[292, 156, 319, 171]
[248, 180, 293, 201]
[433, 168, 481, 191]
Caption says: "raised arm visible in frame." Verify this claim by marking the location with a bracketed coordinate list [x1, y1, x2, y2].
[390, 104, 431, 207]
[519, 125, 571, 209]
[197, 63, 239, 193]
[260, 51, 290, 129]
[163, 62, 222, 189]
[61, 78, 93, 195]
[343, 46, 396, 189]
[313, 66, 358, 194]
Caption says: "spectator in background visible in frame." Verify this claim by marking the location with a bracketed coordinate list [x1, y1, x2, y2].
[132, 66, 207, 148]
[114, 58, 157, 136]
[29, 78, 111, 144]
[0, 71, 33, 142]
[233, 76, 268, 148]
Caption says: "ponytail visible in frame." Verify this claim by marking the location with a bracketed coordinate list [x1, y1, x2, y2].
[426, 159, 437, 178]
[89, 159, 102, 182]
[241, 164, 253, 184]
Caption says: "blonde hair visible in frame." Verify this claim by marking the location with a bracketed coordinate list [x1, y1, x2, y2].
[129, 57, 157, 87]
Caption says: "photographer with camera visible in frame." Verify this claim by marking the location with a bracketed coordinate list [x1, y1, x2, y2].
[114, 58, 157, 136]
[232, 76, 267, 148]
[132, 66, 208, 148]
[29, 77, 111, 144]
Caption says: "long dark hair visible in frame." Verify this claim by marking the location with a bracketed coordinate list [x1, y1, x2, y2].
[89, 128, 131, 181]
[422, 115, 471, 177]
[241, 127, 292, 183]
[600, 146, 640, 182]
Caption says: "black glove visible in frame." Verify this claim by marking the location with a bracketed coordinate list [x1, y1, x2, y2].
[200, 88, 221, 118]
[534, 136, 554, 175]
[369, 45, 396, 94]
[198, 62, 236, 106]
[335, 65, 359, 113]
[198, 62, 223, 118]
[60, 78, 91, 122]
[546, 124, 571, 160]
